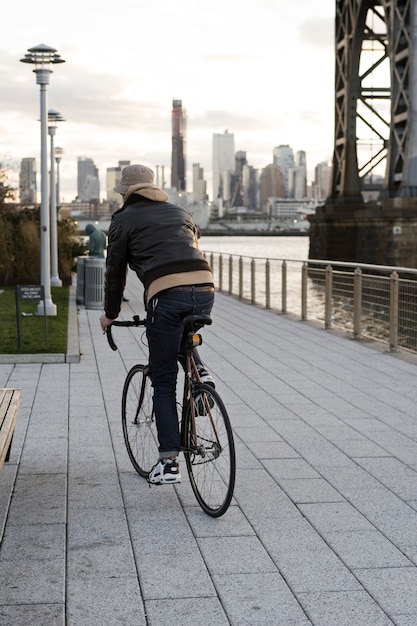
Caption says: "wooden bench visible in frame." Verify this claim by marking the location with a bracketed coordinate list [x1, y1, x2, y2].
[0, 388, 21, 472]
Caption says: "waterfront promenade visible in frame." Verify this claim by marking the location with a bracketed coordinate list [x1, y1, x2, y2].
[2, 276, 417, 625]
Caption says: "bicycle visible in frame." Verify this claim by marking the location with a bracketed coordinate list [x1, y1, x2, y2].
[107, 314, 236, 517]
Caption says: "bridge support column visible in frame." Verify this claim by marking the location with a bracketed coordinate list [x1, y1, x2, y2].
[309, 200, 417, 268]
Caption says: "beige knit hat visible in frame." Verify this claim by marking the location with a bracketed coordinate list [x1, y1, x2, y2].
[114, 164, 154, 193]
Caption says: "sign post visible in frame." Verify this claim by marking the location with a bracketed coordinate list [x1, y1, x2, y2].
[15, 285, 48, 350]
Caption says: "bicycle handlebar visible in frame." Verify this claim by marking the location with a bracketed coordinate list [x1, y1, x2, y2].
[106, 312, 212, 351]
[106, 315, 146, 351]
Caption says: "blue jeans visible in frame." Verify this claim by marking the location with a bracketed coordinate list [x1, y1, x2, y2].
[145, 287, 214, 458]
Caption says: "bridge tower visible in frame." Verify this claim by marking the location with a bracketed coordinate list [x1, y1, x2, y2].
[309, 0, 417, 267]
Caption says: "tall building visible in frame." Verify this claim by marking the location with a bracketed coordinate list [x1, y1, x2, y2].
[212, 131, 235, 207]
[192, 163, 207, 202]
[313, 161, 332, 202]
[289, 150, 307, 200]
[242, 164, 259, 211]
[106, 160, 130, 206]
[230, 151, 247, 207]
[19, 157, 37, 204]
[77, 157, 100, 201]
[259, 164, 285, 209]
[273, 145, 295, 198]
[171, 100, 186, 191]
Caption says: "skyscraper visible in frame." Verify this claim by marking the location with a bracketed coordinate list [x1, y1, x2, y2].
[171, 100, 186, 191]
[314, 161, 332, 202]
[259, 164, 285, 209]
[212, 131, 235, 206]
[273, 145, 295, 198]
[77, 157, 99, 201]
[192, 163, 207, 202]
[290, 150, 307, 200]
[19, 157, 37, 204]
[106, 160, 130, 205]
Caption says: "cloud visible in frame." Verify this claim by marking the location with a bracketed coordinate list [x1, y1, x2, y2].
[299, 16, 334, 49]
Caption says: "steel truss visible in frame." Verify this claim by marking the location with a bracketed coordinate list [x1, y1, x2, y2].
[331, 0, 413, 202]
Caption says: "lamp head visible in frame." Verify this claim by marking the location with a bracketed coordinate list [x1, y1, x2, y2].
[20, 43, 65, 85]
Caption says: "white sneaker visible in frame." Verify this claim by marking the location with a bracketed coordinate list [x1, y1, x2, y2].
[198, 368, 215, 388]
[148, 458, 181, 484]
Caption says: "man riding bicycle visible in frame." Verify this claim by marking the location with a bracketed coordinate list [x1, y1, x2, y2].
[100, 164, 214, 485]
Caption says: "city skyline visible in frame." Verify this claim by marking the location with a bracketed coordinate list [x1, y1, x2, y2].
[0, 0, 335, 201]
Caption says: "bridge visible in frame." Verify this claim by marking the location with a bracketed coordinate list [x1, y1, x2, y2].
[309, 0, 417, 268]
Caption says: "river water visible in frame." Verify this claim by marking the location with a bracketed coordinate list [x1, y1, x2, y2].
[198, 235, 316, 317]
[199, 235, 309, 262]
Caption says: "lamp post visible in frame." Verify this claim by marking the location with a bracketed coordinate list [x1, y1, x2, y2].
[48, 110, 65, 287]
[20, 44, 65, 315]
[55, 146, 63, 209]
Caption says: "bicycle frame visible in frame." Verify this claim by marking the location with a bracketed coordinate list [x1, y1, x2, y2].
[179, 332, 222, 457]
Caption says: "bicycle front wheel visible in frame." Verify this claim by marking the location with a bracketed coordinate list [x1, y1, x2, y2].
[184, 383, 236, 517]
[122, 364, 158, 477]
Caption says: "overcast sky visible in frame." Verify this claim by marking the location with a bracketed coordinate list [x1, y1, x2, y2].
[0, 0, 335, 202]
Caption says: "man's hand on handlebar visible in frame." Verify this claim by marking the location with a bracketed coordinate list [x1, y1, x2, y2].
[100, 314, 115, 333]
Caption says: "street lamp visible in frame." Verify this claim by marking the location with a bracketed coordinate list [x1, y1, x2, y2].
[55, 146, 63, 209]
[48, 110, 65, 287]
[20, 44, 65, 316]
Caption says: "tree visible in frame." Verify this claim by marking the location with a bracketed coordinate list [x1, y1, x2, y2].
[0, 161, 17, 206]
[0, 161, 86, 285]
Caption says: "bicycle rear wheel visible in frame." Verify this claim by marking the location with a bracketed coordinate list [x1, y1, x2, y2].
[184, 383, 236, 517]
[122, 364, 158, 477]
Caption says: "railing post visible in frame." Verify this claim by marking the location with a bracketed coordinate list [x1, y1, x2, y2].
[210, 253, 214, 286]
[266, 259, 271, 309]
[301, 262, 308, 320]
[239, 256, 243, 300]
[353, 267, 362, 339]
[219, 254, 223, 292]
[390, 271, 399, 352]
[228, 255, 233, 295]
[251, 258, 255, 304]
[325, 264, 333, 329]
[282, 260, 287, 314]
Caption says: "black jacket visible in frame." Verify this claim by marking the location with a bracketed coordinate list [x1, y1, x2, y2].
[104, 194, 211, 318]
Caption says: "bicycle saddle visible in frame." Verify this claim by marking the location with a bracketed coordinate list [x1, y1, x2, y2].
[182, 314, 212, 328]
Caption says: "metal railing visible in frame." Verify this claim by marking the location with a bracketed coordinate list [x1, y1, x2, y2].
[204, 251, 417, 354]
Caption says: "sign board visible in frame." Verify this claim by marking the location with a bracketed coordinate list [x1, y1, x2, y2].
[15, 285, 48, 350]
[16, 285, 44, 301]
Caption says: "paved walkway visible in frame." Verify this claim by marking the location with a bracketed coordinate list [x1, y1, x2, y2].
[2, 275, 417, 625]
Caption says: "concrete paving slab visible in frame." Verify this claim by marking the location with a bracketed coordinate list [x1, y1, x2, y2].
[0, 556, 65, 604]
[355, 567, 417, 615]
[0, 604, 64, 626]
[137, 552, 216, 601]
[325, 529, 413, 568]
[145, 597, 228, 626]
[260, 526, 363, 594]
[67, 575, 145, 625]
[298, 590, 394, 626]
[212, 572, 311, 625]
[198, 535, 277, 575]
[277, 477, 345, 504]
[298, 501, 375, 532]
[0, 522, 66, 561]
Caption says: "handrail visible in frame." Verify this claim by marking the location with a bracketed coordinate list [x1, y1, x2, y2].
[202, 249, 417, 355]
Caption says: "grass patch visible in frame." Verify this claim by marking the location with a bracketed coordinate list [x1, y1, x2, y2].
[0, 286, 69, 353]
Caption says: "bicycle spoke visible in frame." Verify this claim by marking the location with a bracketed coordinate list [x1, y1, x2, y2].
[184, 384, 235, 517]
[122, 364, 158, 477]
